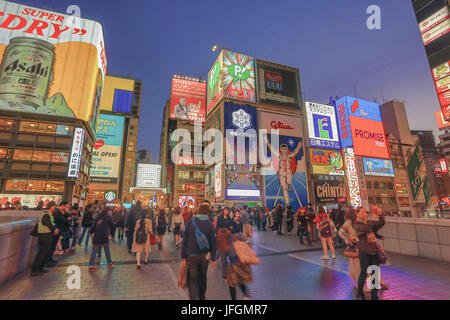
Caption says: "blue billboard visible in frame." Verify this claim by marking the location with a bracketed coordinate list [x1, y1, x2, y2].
[363, 157, 395, 177]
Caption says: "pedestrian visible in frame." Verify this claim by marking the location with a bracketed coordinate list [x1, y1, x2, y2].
[53, 201, 73, 256]
[354, 206, 385, 300]
[118, 206, 126, 241]
[78, 204, 94, 246]
[155, 208, 168, 250]
[71, 204, 82, 247]
[88, 207, 115, 272]
[297, 207, 312, 246]
[261, 207, 268, 231]
[216, 207, 234, 232]
[313, 206, 336, 260]
[181, 203, 216, 300]
[240, 205, 251, 242]
[171, 207, 185, 248]
[167, 207, 173, 233]
[125, 201, 142, 253]
[31, 201, 59, 276]
[217, 228, 252, 300]
[335, 205, 346, 244]
[306, 204, 317, 241]
[132, 210, 153, 269]
[286, 205, 294, 233]
[111, 206, 121, 241]
[232, 210, 244, 236]
[338, 208, 360, 287]
[35, 200, 44, 211]
[254, 205, 262, 231]
[274, 203, 284, 235]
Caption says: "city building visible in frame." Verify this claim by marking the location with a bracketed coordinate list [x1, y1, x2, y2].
[136, 149, 151, 163]
[87, 75, 142, 203]
[0, 1, 107, 208]
[411, 130, 438, 157]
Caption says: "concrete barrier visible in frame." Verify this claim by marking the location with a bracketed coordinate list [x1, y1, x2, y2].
[379, 217, 450, 263]
[0, 211, 40, 285]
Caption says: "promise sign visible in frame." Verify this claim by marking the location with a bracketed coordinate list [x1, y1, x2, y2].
[407, 144, 423, 201]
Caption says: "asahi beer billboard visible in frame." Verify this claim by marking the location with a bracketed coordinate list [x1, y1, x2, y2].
[0, 1, 107, 125]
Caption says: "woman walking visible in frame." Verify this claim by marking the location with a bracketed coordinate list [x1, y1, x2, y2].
[88, 207, 115, 272]
[155, 209, 169, 250]
[313, 206, 336, 260]
[171, 207, 185, 248]
[217, 228, 252, 300]
[338, 208, 360, 286]
[118, 206, 126, 241]
[132, 211, 153, 269]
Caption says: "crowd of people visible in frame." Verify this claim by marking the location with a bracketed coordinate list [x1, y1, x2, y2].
[30, 199, 387, 300]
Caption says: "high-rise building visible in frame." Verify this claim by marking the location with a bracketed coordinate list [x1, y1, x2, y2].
[0, 1, 107, 208]
[411, 130, 438, 156]
[87, 75, 142, 203]
[136, 150, 151, 163]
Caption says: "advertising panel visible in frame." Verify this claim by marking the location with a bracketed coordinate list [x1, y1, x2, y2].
[363, 157, 395, 177]
[440, 158, 448, 173]
[90, 114, 125, 183]
[222, 51, 256, 104]
[259, 111, 302, 137]
[215, 163, 222, 197]
[67, 127, 85, 178]
[264, 71, 283, 92]
[432, 60, 450, 80]
[344, 148, 362, 208]
[421, 17, 450, 45]
[0, 1, 106, 124]
[335, 98, 353, 148]
[99, 76, 135, 114]
[423, 177, 432, 207]
[435, 75, 450, 94]
[438, 90, 450, 107]
[169, 77, 206, 122]
[418, 6, 450, 33]
[310, 148, 344, 176]
[207, 51, 223, 114]
[349, 116, 389, 159]
[0, 194, 62, 208]
[442, 105, 450, 121]
[305, 101, 341, 149]
[313, 176, 346, 203]
[407, 144, 423, 201]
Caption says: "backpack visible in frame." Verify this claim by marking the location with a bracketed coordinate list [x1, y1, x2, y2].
[319, 218, 332, 237]
[231, 235, 260, 265]
[157, 213, 167, 233]
[135, 219, 147, 244]
[191, 218, 210, 252]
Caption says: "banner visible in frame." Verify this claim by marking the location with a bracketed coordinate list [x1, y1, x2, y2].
[305, 101, 341, 149]
[67, 127, 85, 178]
[90, 114, 125, 183]
[407, 144, 423, 201]
[313, 176, 346, 203]
[0, 194, 62, 208]
[215, 163, 222, 197]
[418, 6, 450, 34]
[344, 148, 362, 208]
[169, 77, 206, 122]
[310, 148, 344, 175]
[422, 17, 450, 45]
[423, 177, 432, 207]
[0, 1, 106, 126]
[363, 157, 395, 177]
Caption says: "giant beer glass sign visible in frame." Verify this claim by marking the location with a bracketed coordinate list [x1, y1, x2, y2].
[0, 1, 106, 122]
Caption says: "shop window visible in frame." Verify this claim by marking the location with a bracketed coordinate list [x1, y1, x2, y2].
[13, 149, 33, 161]
[379, 182, 386, 189]
[366, 182, 372, 189]
[51, 152, 69, 163]
[56, 125, 73, 136]
[373, 182, 380, 189]
[19, 121, 39, 133]
[32, 150, 51, 162]
[398, 197, 410, 205]
[46, 180, 65, 192]
[5, 179, 27, 191]
[26, 180, 45, 192]
[0, 119, 14, 131]
[38, 123, 56, 134]
[0, 148, 11, 160]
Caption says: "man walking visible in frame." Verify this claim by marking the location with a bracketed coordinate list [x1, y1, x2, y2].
[240, 205, 251, 242]
[126, 201, 142, 253]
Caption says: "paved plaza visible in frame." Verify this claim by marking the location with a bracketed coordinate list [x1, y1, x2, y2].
[1, 229, 449, 300]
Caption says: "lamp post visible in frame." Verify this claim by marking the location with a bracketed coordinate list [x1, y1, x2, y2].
[212, 44, 230, 52]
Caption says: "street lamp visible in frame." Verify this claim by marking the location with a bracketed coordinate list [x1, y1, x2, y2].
[212, 44, 230, 52]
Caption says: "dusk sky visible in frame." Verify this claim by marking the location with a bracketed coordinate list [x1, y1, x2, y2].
[24, 0, 441, 162]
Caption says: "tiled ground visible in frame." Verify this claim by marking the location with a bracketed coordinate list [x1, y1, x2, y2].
[1, 228, 449, 300]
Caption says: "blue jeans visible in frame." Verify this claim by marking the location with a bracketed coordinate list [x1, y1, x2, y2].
[89, 244, 112, 266]
[61, 230, 71, 250]
[299, 229, 311, 245]
[78, 227, 91, 245]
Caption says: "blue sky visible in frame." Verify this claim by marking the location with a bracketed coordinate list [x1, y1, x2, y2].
[21, 0, 441, 162]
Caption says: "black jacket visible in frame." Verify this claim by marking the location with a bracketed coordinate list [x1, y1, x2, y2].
[181, 216, 216, 261]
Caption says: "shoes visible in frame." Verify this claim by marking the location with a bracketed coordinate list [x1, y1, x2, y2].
[300, 241, 305, 245]
[320, 255, 330, 260]
[30, 272, 43, 276]
[143, 261, 147, 265]
[158, 243, 162, 250]
[332, 255, 336, 259]
[108, 261, 115, 268]
[356, 293, 366, 300]
[88, 266, 96, 272]
[137, 265, 141, 270]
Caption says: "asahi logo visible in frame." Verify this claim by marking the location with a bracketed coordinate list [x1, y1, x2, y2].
[5, 59, 49, 78]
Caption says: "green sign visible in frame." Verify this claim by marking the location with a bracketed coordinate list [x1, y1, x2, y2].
[228, 64, 250, 82]
[407, 144, 423, 201]
[423, 177, 432, 207]
[208, 62, 221, 99]
[105, 191, 117, 202]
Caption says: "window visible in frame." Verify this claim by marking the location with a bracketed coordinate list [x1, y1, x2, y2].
[51, 152, 69, 163]
[19, 121, 39, 133]
[13, 149, 33, 161]
[46, 180, 65, 192]
[366, 181, 372, 189]
[379, 182, 386, 189]
[375, 197, 382, 204]
[178, 170, 190, 180]
[38, 123, 56, 134]
[56, 125, 73, 136]
[388, 183, 394, 190]
[0, 148, 11, 160]
[0, 119, 14, 131]
[398, 197, 410, 205]
[373, 182, 380, 189]
[368, 197, 374, 203]
[32, 150, 51, 162]
[389, 197, 396, 204]
[5, 179, 27, 191]
[192, 171, 204, 180]
[26, 180, 46, 192]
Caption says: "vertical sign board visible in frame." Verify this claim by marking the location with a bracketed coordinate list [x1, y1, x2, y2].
[440, 158, 448, 173]
[214, 163, 222, 197]
[67, 128, 85, 178]
[423, 177, 432, 207]
[407, 144, 424, 201]
[343, 148, 362, 208]
[305, 101, 341, 149]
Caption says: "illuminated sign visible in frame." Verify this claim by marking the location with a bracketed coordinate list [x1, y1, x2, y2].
[265, 71, 283, 92]
[310, 149, 344, 175]
[104, 191, 116, 202]
[260, 111, 302, 137]
[0, 194, 62, 208]
[419, 6, 450, 34]
[226, 189, 261, 198]
[421, 17, 450, 45]
[363, 157, 395, 177]
[314, 176, 346, 203]
[169, 77, 206, 122]
[432, 61, 450, 81]
[305, 101, 340, 149]
[440, 158, 448, 173]
[344, 148, 362, 208]
[215, 163, 222, 197]
[436, 109, 450, 129]
[90, 114, 125, 183]
[67, 127, 85, 178]
[178, 196, 195, 208]
[0, 1, 106, 124]
[407, 144, 423, 201]
[350, 116, 389, 159]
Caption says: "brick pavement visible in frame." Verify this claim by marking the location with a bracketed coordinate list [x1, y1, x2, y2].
[0, 228, 449, 300]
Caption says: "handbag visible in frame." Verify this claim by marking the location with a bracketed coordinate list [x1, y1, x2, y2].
[375, 242, 388, 264]
[150, 234, 157, 246]
[178, 259, 188, 288]
[231, 235, 259, 265]
[344, 244, 359, 258]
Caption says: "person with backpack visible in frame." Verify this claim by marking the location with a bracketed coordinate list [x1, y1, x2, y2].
[78, 204, 94, 246]
[181, 203, 216, 300]
[217, 228, 253, 300]
[313, 206, 337, 260]
[171, 207, 185, 248]
[88, 208, 115, 272]
[132, 210, 153, 269]
[155, 209, 169, 250]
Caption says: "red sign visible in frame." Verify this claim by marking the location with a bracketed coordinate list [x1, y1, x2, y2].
[432, 61, 450, 81]
[436, 110, 450, 128]
[435, 75, 450, 94]
[169, 78, 206, 122]
[349, 116, 389, 159]
[438, 90, 450, 107]
[270, 121, 294, 130]
[265, 72, 283, 82]
[440, 159, 448, 173]
[443, 106, 450, 121]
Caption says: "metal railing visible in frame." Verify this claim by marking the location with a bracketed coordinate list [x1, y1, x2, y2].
[0, 210, 41, 227]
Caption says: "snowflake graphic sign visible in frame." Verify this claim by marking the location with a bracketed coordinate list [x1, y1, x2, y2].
[232, 109, 252, 130]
